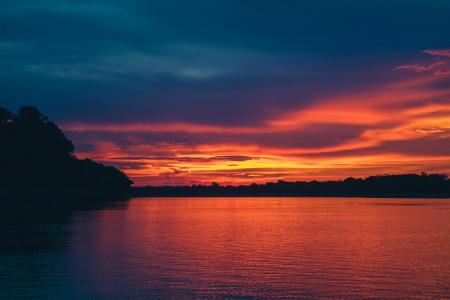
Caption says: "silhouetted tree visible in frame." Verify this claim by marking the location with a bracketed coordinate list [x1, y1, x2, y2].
[0, 106, 133, 209]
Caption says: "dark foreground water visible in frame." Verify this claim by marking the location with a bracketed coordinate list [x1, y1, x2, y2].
[1, 197, 450, 299]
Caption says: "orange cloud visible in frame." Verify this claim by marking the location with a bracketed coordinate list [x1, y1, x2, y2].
[65, 50, 450, 185]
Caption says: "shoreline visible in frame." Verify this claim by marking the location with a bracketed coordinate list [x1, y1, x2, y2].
[131, 194, 450, 199]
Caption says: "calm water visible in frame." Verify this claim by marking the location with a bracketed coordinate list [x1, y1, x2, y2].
[1, 197, 450, 299]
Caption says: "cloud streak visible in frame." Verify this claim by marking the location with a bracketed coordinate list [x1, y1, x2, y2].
[64, 51, 450, 185]
[423, 49, 450, 58]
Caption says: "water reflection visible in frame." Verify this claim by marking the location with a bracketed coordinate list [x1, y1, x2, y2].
[72, 198, 450, 298]
[1, 198, 450, 299]
[0, 200, 129, 299]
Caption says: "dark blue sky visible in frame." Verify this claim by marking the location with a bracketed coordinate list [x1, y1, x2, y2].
[2, 0, 449, 124]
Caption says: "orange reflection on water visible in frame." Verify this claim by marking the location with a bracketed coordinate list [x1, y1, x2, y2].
[71, 197, 450, 298]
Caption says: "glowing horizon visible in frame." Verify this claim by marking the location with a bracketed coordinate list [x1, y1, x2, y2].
[62, 50, 450, 185]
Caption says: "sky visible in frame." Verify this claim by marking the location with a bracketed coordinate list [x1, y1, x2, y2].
[1, 0, 450, 185]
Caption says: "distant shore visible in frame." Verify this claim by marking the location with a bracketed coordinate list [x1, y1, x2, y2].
[131, 193, 450, 199]
[132, 174, 450, 198]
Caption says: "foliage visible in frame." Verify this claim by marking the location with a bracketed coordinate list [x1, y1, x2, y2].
[0, 106, 133, 205]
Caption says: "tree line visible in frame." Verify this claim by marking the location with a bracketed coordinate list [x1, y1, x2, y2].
[133, 173, 450, 198]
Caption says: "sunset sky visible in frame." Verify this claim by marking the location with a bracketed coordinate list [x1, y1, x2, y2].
[2, 1, 450, 185]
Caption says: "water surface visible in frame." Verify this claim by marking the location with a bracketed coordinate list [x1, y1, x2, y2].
[1, 197, 450, 299]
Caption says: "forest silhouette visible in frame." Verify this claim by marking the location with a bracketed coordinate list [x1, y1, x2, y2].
[134, 174, 450, 198]
[0, 106, 132, 212]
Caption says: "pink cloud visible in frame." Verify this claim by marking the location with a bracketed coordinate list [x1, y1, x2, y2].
[394, 49, 450, 76]
[423, 49, 450, 57]
[394, 62, 444, 73]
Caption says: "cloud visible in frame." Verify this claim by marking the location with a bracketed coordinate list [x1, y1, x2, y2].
[23, 45, 288, 82]
[394, 62, 444, 73]
[24, 51, 227, 81]
[423, 49, 450, 58]
[210, 155, 256, 162]
[66, 65, 450, 185]
[394, 49, 450, 77]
